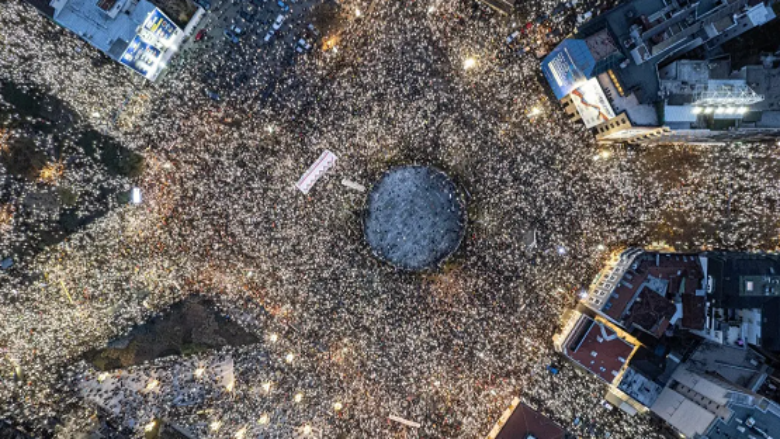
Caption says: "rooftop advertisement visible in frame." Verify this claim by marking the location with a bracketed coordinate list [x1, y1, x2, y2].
[119, 35, 163, 79]
[542, 39, 597, 100]
[142, 8, 179, 44]
[571, 78, 616, 128]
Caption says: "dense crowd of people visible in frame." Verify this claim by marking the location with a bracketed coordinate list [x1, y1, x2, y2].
[2, 0, 780, 437]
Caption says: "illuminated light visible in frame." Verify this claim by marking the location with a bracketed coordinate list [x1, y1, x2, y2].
[705, 107, 715, 114]
[269, 333, 279, 343]
[131, 187, 142, 205]
[91, 112, 100, 118]
[599, 150, 611, 159]
[294, 392, 303, 403]
[39, 162, 64, 184]
[557, 246, 567, 255]
[285, 352, 295, 363]
[266, 125, 274, 133]
[97, 372, 110, 382]
[691, 107, 702, 114]
[258, 414, 270, 425]
[235, 427, 247, 439]
[434, 380, 441, 387]
[428, 6, 436, 13]
[145, 379, 159, 391]
[333, 402, 343, 411]
[592, 154, 601, 161]
[739, 107, 749, 114]
[597, 244, 606, 251]
[263, 381, 272, 393]
[463, 57, 477, 70]
[144, 420, 156, 432]
[715, 107, 725, 114]
[355, 8, 361, 17]
[303, 425, 313, 435]
[579, 290, 589, 299]
[226, 379, 235, 392]
[194, 367, 205, 377]
[332, 46, 338, 53]
[210, 420, 222, 432]
[528, 107, 542, 117]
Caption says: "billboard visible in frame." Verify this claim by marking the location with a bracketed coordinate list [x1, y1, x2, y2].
[541, 39, 597, 100]
[119, 36, 163, 79]
[143, 8, 179, 43]
[570, 78, 615, 128]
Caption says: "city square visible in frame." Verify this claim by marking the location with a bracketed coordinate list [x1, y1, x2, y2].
[2, 0, 780, 437]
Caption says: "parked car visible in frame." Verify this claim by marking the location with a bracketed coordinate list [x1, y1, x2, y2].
[229, 24, 244, 36]
[297, 38, 311, 51]
[277, 0, 289, 11]
[195, 29, 207, 41]
[195, 0, 211, 10]
[506, 30, 520, 44]
[205, 89, 220, 101]
[546, 364, 559, 375]
[273, 14, 286, 30]
[264, 29, 275, 43]
[223, 29, 239, 44]
[307, 23, 320, 36]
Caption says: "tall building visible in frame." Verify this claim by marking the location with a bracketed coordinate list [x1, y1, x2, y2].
[25, 0, 204, 80]
[541, 0, 780, 144]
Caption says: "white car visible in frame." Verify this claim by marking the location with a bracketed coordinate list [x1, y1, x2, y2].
[506, 31, 520, 44]
[273, 14, 286, 30]
[297, 38, 311, 50]
[264, 29, 275, 42]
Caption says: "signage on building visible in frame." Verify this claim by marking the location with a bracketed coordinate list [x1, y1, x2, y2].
[571, 78, 615, 128]
[541, 39, 596, 99]
[142, 8, 179, 43]
[119, 35, 163, 79]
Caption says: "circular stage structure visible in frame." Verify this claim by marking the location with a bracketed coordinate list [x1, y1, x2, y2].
[364, 166, 467, 271]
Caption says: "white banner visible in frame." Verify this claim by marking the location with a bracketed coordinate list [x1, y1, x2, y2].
[296, 150, 338, 194]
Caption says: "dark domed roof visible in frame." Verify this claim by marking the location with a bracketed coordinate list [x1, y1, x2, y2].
[364, 166, 466, 271]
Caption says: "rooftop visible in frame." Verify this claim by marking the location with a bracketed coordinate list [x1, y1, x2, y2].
[494, 402, 566, 439]
[565, 316, 635, 384]
[601, 253, 703, 330]
[51, 0, 157, 55]
[617, 367, 664, 407]
[706, 400, 780, 439]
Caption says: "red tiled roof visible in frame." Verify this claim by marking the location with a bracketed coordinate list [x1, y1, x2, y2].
[496, 402, 566, 439]
[623, 288, 676, 337]
[603, 254, 703, 323]
[566, 317, 634, 384]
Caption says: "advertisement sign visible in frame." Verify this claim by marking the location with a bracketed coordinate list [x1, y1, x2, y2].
[541, 39, 597, 100]
[571, 78, 615, 128]
[143, 8, 179, 43]
[119, 36, 163, 78]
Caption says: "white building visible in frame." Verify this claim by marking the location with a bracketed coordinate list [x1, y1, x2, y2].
[29, 0, 203, 80]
